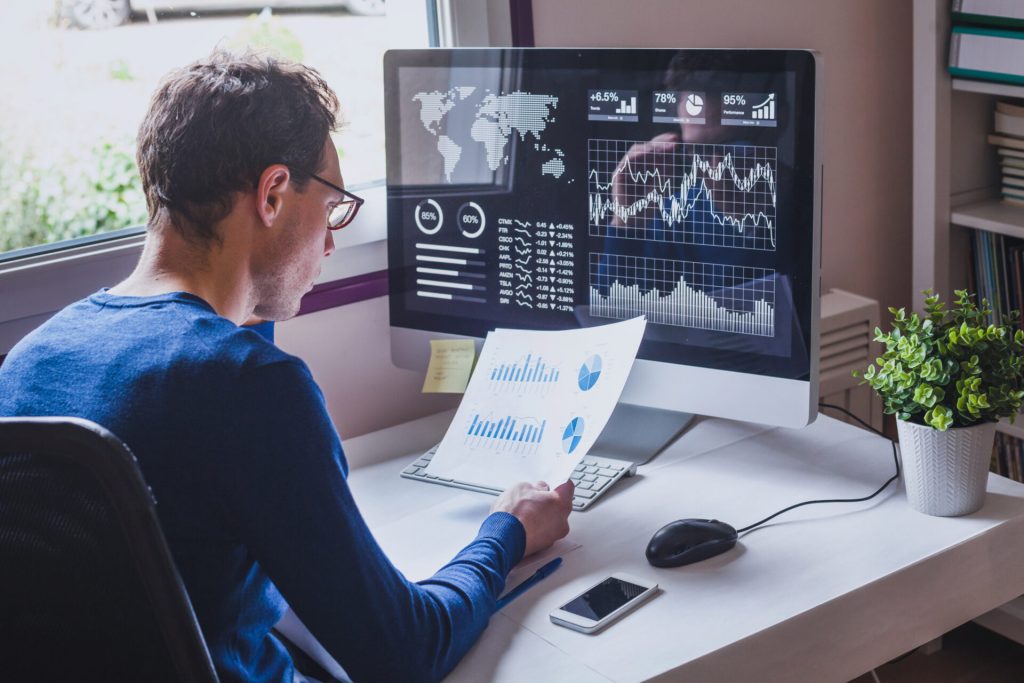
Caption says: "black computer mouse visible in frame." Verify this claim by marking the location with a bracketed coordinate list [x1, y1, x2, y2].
[645, 518, 739, 568]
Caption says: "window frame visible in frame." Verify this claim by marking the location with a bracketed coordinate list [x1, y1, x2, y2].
[0, 0, 524, 355]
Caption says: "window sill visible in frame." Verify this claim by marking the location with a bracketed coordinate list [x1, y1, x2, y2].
[0, 182, 388, 354]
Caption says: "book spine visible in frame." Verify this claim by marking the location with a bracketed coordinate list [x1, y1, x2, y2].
[953, 0, 1024, 30]
[954, 14, 1024, 30]
[948, 26, 1024, 84]
[969, 230, 979, 301]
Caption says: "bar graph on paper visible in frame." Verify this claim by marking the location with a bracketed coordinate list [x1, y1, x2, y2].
[589, 253, 775, 337]
[464, 414, 547, 454]
[489, 354, 560, 393]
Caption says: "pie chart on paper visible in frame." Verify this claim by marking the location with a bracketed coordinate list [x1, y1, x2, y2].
[578, 354, 603, 391]
[562, 417, 585, 454]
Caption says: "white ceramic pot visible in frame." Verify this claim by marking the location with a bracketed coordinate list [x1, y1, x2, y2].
[896, 418, 997, 517]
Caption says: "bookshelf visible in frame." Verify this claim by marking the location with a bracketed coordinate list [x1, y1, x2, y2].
[951, 199, 1024, 239]
[914, 0, 1024, 645]
[952, 78, 1024, 98]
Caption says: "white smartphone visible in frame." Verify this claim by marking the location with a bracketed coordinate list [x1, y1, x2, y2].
[549, 573, 659, 634]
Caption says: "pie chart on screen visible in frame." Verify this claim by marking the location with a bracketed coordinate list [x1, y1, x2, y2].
[562, 417, 585, 454]
[578, 354, 602, 391]
[685, 93, 704, 117]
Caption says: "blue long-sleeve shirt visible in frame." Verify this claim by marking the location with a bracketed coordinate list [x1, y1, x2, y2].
[0, 290, 525, 682]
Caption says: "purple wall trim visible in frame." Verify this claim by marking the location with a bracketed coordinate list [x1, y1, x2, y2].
[297, 269, 389, 317]
[509, 0, 535, 47]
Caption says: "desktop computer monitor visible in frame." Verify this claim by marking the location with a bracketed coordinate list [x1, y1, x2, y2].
[384, 48, 821, 443]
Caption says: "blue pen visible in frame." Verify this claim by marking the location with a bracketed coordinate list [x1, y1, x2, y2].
[496, 557, 563, 610]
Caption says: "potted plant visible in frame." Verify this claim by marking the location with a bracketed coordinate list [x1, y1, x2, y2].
[857, 290, 1024, 516]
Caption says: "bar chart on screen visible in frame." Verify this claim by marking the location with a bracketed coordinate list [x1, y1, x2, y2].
[589, 253, 776, 337]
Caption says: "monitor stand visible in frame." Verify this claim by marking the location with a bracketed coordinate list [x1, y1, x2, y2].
[588, 404, 696, 467]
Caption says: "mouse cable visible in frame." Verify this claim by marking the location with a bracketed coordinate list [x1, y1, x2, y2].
[734, 402, 900, 534]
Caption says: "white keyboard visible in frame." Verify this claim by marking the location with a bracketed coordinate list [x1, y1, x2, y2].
[400, 445, 636, 510]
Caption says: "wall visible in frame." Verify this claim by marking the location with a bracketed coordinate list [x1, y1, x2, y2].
[531, 0, 913, 316]
[277, 295, 459, 439]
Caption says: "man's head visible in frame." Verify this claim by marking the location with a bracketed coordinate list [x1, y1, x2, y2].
[136, 50, 344, 320]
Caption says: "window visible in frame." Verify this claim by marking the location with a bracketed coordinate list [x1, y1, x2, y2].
[0, 0, 430, 258]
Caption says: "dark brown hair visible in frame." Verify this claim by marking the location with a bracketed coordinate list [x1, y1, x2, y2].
[136, 50, 340, 244]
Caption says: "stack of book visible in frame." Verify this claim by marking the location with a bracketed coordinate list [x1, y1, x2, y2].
[993, 431, 1024, 483]
[967, 229, 1024, 324]
[988, 101, 1024, 205]
[949, 1, 1024, 86]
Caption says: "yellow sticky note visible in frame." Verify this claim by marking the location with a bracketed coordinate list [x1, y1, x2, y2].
[422, 339, 476, 393]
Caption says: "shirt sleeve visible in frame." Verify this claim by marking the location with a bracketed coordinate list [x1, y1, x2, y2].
[216, 359, 525, 683]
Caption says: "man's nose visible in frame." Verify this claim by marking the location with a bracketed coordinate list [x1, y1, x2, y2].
[324, 229, 335, 257]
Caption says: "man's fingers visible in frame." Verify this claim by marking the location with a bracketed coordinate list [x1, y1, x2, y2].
[535, 481, 550, 491]
[553, 480, 575, 506]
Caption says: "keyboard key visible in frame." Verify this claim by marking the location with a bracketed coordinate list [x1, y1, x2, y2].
[593, 478, 610, 491]
[582, 474, 598, 482]
[402, 466, 421, 475]
[577, 481, 593, 490]
[597, 468, 618, 477]
[575, 489, 596, 499]
[584, 466, 599, 474]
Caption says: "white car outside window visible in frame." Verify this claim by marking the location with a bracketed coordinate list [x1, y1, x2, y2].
[63, 0, 385, 30]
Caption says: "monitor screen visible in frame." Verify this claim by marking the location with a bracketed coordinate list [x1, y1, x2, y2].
[385, 49, 817, 383]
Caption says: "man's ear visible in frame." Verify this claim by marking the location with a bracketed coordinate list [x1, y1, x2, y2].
[256, 164, 292, 227]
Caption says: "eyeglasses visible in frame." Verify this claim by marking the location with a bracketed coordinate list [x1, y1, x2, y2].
[310, 174, 364, 230]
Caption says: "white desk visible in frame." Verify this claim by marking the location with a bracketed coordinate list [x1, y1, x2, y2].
[342, 411, 1024, 683]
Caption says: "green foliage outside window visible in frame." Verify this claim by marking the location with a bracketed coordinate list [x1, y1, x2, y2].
[0, 138, 147, 254]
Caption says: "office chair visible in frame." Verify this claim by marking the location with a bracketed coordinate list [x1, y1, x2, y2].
[0, 417, 218, 683]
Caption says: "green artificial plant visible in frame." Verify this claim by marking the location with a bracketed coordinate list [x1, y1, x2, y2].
[857, 289, 1024, 431]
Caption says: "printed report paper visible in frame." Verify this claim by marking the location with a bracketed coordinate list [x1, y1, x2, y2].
[425, 317, 646, 489]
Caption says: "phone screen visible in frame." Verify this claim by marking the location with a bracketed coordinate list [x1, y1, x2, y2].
[560, 577, 649, 621]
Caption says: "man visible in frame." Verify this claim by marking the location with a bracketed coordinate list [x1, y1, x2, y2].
[0, 51, 573, 682]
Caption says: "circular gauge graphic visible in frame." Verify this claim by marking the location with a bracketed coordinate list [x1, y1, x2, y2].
[562, 417, 585, 454]
[578, 355, 603, 391]
[685, 93, 704, 117]
[414, 199, 443, 235]
[457, 202, 486, 238]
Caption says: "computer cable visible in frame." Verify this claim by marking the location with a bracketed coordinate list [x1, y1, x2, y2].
[733, 402, 900, 534]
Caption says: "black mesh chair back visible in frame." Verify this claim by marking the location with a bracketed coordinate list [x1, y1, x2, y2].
[0, 417, 218, 683]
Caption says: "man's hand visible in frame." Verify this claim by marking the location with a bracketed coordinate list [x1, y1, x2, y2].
[491, 481, 574, 557]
